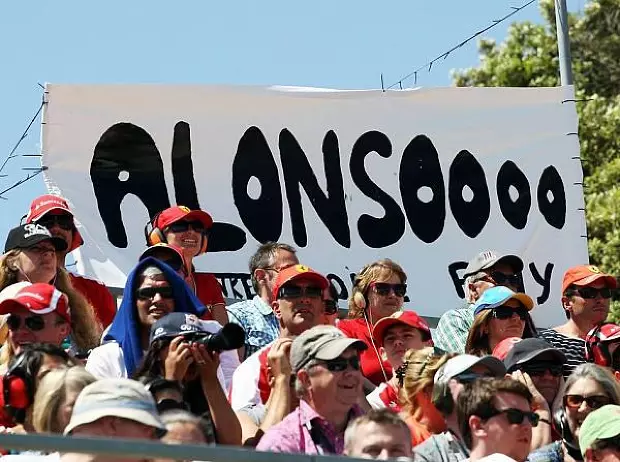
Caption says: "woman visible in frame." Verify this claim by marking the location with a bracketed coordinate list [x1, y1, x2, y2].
[133, 312, 241, 446]
[465, 286, 537, 356]
[0, 224, 101, 360]
[398, 346, 453, 447]
[147, 206, 227, 325]
[529, 363, 620, 462]
[339, 259, 407, 385]
[32, 367, 96, 434]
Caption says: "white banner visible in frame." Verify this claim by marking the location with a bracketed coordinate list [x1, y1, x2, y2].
[41, 84, 587, 327]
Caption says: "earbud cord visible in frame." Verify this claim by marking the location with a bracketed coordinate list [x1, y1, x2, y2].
[362, 306, 389, 383]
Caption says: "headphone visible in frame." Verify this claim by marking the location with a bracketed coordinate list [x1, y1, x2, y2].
[2, 351, 36, 425]
[144, 210, 208, 256]
[553, 406, 577, 448]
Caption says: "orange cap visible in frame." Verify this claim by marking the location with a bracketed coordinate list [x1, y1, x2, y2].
[272, 264, 328, 300]
[562, 265, 617, 294]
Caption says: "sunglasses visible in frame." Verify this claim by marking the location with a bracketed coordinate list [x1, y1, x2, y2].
[278, 285, 323, 299]
[492, 306, 528, 320]
[156, 399, 189, 414]
[486, 408, 540, 427]
[370, 282, 407, 297]
[37, 214, 74, 231]
[564, 394, 611, 410]
[489, 272, 521, 287]
[572, 287, 613, 299]
[314, 356, 361, 372]
[7, 314, 46, 332]
[167, 220, 208, 234]
[324, 299, 338, 315]
[136, 286, 174, 300]
[520, 362, 563, 377]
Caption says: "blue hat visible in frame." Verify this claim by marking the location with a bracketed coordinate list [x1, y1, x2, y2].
[473, 286, 534, 316]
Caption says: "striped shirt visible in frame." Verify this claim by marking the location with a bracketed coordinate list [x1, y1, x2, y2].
[538, 328, 586, 378]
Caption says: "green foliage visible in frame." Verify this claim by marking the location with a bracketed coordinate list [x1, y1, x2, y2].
[452, 0, 620, 322]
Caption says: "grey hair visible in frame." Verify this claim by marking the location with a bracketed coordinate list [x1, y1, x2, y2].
[294, 360, 322, 398]
[464, 271, 488, 304]
[160, 409, 215, 444]
[561, 363, 620, 409]
[248, 242, 297, 293]
[140, 265, 164, 279]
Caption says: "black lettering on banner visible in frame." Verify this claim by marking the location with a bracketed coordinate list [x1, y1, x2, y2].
[449, 150, 490, 238]
[399, 135, 446, 243]
[537, 166, 566, 229]
[171, 122, 200, 210]
[90, 123, 171, 247]
[350, 131, 405, 248]
[529, 262, 554, 305]
[279, 129, 350, 248]
[496, 161, 531, 229]
[326, 273, 349, 301]
[448, 261, 469, 299]
[232, 126, 283, 243]
[215, 272, 254, 299]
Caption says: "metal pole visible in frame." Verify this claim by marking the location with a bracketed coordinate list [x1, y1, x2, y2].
[555, 0, 574, 85]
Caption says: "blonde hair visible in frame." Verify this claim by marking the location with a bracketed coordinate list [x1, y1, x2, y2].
[399, 347, 453, 420]
[32, 366, 96, 434]
[0, 252, 102, 364]
[348, 259, 407, 319]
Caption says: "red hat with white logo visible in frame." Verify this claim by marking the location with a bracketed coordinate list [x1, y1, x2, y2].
[154, 206, 213, 231]
[272, 264, 329, 300]
[0, 283, 71, 324]
[372, 310, 432, 346]
[26, 194, 84, 252]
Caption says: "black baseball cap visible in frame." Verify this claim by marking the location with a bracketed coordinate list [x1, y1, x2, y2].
[149, 312, 207, 344]
[4, 223, 68, 253]
[504, 338, 566, 372]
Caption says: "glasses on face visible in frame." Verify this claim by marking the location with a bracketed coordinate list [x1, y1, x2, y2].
[37, 214, 74, 231]
[564, 394, 611, 410]
[156, 399, 189, 414]
[167, 220, 208, 235]
[323, 299, 338, 315]
[572, 287, 613, 299]
[136, 286, 174, 300]
[278, 285, 323, 299]
[7, 314, 46, 332]
[520, 362, 563, 377]
[370, 282, 407, 297]
[486, 408, 540, 427]
[492, 306, 528, 320]
[315, 356, 361, 372]
[488, 271, 521, 287]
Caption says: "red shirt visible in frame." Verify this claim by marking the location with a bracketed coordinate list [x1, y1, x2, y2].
[192, 272, 225, 321]
[69, 274, 116, 328]
[338, 318, 392, 385]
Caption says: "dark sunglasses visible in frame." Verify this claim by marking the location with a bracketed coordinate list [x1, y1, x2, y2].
[324, 299, 338, 315]
[7, 314, 46, 332]
[520, 362, 563, 377]
[486, 408, 539, 426]
[315, 356, 361, 372]
[572, 287, 613, 299]
[136, 286, 174, 300]
[492, 306, 528, 320]
[167, 220, 208, 234]
[278, 285, 323, 299]
[36, 214, 74, 231]
[370, 282, 407, 297]
[156, 399, 190, 414]
[564, 394, 611, 410]
[489, 272, 521, 287]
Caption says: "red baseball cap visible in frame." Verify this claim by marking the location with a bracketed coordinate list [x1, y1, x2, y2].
[588, 323, 620, 344]
[0, 283, 71, 324]
[272, 264, 329, 300]
[372, 310, 431, 347]
[154, 206, 213, 231]
[26, 194, 84, 252]
[562, 265, 617, 294]
[492, 337, 523, 360]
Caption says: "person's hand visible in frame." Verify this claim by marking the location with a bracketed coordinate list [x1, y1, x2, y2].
[191, 342, 220, 383]
[267, 338, 293, 386]
[509, 370, 549, 412]
[164, 336, 193, 381]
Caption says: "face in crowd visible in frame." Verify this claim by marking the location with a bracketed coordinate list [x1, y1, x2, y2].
[274, 279, 325, 336]
[163, 219, 207, 261]
[564, 280, 612, 326]
[323, 286, 339, 326]
[11, 239, 58, 284]
[255, 248, 299, 302]
[448, 364, 498, 407]
[7, 308, 70, 355]
[565, 377, 612, 443]
[380, 323, 427, 370]
[36, 211, 74, 255]
[485, 299, 527, 347]
[366, 270, 406, 321]
[135, 271, 175, 328]
[345, 420, 412, 460]
[519, 358, 563, 405]
[468, 262, 521, 303]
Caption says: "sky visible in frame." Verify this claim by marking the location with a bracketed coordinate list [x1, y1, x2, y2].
[0, 0, 583, 247]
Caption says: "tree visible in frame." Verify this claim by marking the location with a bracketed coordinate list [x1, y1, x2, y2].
[453, 0, 620, 321]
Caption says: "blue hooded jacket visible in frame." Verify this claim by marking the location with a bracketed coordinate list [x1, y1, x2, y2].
[104, 257, 207, 376]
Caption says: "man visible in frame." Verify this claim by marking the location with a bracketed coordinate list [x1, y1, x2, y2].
[457, 377, 536, 462]
[367, 310, 432, 410]
[227, 242, 298, 360]
[414, 354, 506, 462]
[586, 323, 620, 380]
[434, 250, 523, 353]
[343, 409, 412, 460]
[539, 264, 617, 378]
[579, 404, 620, 462]
[256, 325, 367, 455]
[26, 195, 117, 328]
[229, 264, 328, 410]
